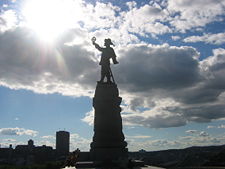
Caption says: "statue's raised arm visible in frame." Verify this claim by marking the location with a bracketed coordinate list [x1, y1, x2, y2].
[92, 37, 119, 84]
[92, 37, 103, 51]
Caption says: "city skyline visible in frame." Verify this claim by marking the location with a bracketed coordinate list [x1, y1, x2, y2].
[1, 130, 70, 152]
[1, 0, 225, 152]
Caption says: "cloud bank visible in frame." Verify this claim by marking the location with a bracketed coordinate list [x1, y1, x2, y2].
[0, 127, 38, 136]
[0, 0, 225, 129]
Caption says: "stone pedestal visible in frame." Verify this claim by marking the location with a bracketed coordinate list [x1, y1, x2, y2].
[90, 82, 128, 161]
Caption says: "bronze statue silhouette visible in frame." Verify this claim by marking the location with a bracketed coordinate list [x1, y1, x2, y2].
[92, 37, 118, 83]
[63, 148, 80, 167]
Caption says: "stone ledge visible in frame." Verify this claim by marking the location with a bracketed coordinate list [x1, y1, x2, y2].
[74, 160, 146, 169]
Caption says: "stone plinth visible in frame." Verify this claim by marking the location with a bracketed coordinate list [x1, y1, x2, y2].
[90, 82, 128, 161]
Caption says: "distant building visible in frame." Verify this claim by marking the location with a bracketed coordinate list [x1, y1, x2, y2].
[15, 139, 34, 152]
[56, 131, 70, 156]
[139, 149, 147, 153]
[28, 139, 34, 148]
[0, 144, 13, 164]
[33, 145, 54, 163]
[13, 139, 54, 165]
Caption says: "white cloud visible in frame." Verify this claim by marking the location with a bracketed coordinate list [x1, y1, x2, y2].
[126, 1, 137, 9]
[183, 32, 225, 45]
[122, 98, 187, 128]
[199, 131, 209, 137]
[186, 130, 209, 137]
[186, 130, 198, 134]
[167, 0, 225, 32]
[0, 10, 17, 32]
[39, 140, 55, 147]
[0, 127, 38, 137]
[121, 3, 171, 36]
[0, 140, 26, 148]
[1, 0, 225, 45]
[41, 135, 55, 139]
[207, 124, 225, 129]
[2, 138, 16, 142]
[126, 131, 221, 151]
[171, 35, 181, 41]
[218, 124, 225, 128]
[82, 2, 120, 30]
[178, 134, 224, 148]
[126, 137, 188, 151]
[3, 4, 9, 8]
[70, 133, 91, 151]
[207, 125, 216, 129]
[126, 135, 152, 139]
[65, 0, 225, 37]
[82, 108, 94, 126]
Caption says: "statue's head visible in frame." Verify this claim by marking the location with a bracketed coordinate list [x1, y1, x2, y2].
[104, 38, 114, 47]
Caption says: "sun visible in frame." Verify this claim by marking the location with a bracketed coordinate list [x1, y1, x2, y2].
[22, 0, 83, 42]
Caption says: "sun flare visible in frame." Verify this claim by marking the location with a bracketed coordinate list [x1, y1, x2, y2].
[22, 0, 83, 42]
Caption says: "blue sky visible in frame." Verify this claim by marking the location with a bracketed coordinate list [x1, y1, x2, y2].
[0, 0, 225, 151]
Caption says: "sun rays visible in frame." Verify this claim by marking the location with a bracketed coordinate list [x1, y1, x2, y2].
[21, 0, 83, 43]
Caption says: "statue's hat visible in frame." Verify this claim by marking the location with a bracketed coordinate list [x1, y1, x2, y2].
[104, 38, 114, 46]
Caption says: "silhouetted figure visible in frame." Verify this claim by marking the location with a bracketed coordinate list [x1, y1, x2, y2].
[63, 148, 80, 167]
[92, 37, 118, 83]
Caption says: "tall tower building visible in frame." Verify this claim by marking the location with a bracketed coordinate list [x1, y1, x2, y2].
[56, 131, 70, 156]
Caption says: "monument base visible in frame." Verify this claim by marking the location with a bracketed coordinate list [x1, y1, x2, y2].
[90, 147, 128, 161]
[90, 82, 128, 162]
[72, 83, 145, 168]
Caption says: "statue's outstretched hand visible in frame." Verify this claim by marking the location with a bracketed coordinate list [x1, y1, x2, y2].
[91, 37, 96, 45]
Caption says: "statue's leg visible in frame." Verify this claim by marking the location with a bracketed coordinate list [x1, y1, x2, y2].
[100, 65, 106, 82]
[106, 65, 112, 83]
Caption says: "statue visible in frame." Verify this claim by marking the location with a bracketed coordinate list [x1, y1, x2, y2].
[92, 37, 119, 83]
[88, 37, 129, 166]
[63, 148, 80, 167]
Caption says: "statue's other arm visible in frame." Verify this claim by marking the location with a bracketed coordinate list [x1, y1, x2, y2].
[110, 48, 119, 64]
[111, 48, 117, 58]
